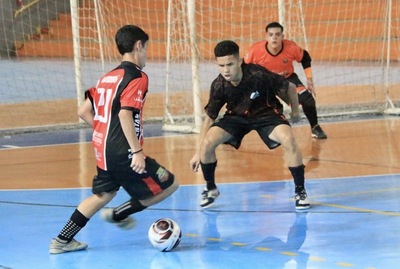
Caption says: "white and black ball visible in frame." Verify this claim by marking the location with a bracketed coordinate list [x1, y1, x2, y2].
[148, 218, 182, 252]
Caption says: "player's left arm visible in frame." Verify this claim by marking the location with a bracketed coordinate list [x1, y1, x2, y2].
[78, 90, 95, 127]
[119, 78, 147, 174]
[119, 108, 146, 174]
[300, 50, 316, 96]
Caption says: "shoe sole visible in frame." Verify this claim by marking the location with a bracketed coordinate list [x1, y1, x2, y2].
[116, 219, 136, 230]
[49, 245, 88, 254]
[311, 134, 327, 139]
[200, 202, 215, 209]
[295, 205, 311, 211]
[200, 197, 218, 208]
[49, 248, 87, 254]
[200, 195, 219, 209]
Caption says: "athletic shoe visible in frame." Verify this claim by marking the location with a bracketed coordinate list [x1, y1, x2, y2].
[49, 238, 88, 254]
[311, 125, 327, 139]
[101, 208, 136, 230]
[294, 189, 311, 210]
[200, 188, 220, 208]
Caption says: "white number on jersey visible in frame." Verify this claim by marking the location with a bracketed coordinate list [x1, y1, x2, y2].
[94, 87, 113, 123]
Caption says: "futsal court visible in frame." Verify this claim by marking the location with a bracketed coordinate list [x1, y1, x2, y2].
[1, 115, 400, 269]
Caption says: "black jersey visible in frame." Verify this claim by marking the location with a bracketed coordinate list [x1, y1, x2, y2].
[205, 63, 289, 119]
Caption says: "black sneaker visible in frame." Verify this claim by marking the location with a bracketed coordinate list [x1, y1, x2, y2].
[294, 189, 311, 210]
[311, 125, 327, 139]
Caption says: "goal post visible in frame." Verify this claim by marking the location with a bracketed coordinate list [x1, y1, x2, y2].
[161, 0, 400, 131]
[277, 0, 399, 117]
[162, 0, 203, 133]
[383, 0, 400, 115]
[1, 0, 399, 132]
[69, 0, 84, 108]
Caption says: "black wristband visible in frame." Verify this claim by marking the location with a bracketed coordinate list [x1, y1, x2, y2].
[132, 149, 143, 154]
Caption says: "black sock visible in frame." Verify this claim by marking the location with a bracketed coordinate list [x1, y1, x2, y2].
[113, 199, 147, 221]
[57, 209, 89, 242]
[289, 164, 305, 193]
[200, 161, 217, 190]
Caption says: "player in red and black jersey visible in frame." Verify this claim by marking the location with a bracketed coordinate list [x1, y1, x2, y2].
[245, 21, 327, 139]
[189, 40, 310, 211]
[50, 25, 179, 254]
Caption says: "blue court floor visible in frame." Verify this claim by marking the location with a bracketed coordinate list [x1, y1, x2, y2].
[1, 174, 400, 269]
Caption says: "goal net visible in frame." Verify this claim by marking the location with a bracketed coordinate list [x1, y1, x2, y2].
[1, 0, 399, 132]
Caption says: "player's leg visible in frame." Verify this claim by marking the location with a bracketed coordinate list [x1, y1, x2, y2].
[286, 73, 327, 139]
[268, 124, 303, 166]
[198, 125, 234, 208]
[298, 90, 327, 139]
[50, 170, 119, 254]
[200, 115, 252, 208]
[102, 157, 178, 227]
[267, 124, 310, 210]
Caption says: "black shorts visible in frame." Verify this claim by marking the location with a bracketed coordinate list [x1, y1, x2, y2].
[212, 114, 290, 149]
[92, 156, 175, 200]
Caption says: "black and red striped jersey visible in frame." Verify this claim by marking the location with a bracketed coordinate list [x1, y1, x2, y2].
[87, 61, 148, 171]
[205, 63, 289, 119]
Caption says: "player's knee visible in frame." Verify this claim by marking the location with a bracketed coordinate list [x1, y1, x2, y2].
[96, 191, 117, 202]
[281, 134, 298, 153]
[299, 91, 315, 109]
[201, 137, 219, 155]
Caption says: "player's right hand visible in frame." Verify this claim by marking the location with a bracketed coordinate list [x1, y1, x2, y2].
[189, 154, 200, 172]
[130, 152, 146, 174]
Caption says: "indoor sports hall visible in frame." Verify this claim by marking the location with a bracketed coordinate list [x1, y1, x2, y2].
[1, 0, 400, 269]
[1, 117, 400, 269]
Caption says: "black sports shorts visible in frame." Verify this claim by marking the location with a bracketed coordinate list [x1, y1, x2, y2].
[212, 114, 290, 150]
[92, 156, 175, 200]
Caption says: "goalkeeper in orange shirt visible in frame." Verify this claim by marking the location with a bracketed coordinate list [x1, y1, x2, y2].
[245, 22, 327, 139]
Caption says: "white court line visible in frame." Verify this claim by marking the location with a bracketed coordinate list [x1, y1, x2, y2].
[1, 145, 21, 148]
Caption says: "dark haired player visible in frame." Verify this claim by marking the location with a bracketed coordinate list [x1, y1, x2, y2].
[189, 40, 310, 211]
[49, 25, 179, 254]
[245, 21, 327, 139]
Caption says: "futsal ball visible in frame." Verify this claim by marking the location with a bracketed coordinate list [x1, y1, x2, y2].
[148, 218, 182, 252]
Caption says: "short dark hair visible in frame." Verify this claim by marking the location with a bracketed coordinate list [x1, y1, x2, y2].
[265, 22, 284, 33]
[214, 40, 240, 58]
[115, 25, 149, 55]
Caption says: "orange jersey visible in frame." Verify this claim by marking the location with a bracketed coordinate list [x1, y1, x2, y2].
[244, 39, 304, 78]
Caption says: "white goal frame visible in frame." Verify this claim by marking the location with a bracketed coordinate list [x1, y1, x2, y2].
[68, 0, 400, 135]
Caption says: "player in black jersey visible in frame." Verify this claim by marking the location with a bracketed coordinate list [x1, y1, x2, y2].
[189, 40, 310, 211]
[49, 25, 179, 254]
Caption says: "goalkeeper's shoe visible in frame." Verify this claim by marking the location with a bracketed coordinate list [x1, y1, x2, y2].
[311, 125, 327, 139]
